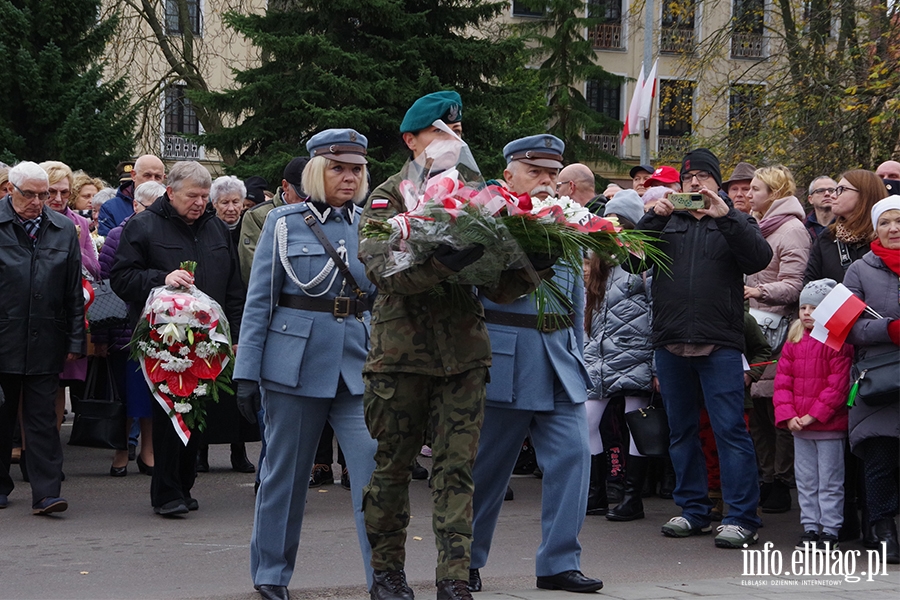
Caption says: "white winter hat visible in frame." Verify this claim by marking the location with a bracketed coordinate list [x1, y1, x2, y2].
[870, 195, 900, 231]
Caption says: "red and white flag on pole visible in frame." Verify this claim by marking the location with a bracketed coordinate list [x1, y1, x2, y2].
[637, 58, 659, 128]
[810, 283, 867, 350]
[620, 64, 645, 145]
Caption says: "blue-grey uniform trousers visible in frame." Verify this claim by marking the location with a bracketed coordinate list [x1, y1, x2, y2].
[250, 381, 377, 589]
[471, 400, 590, 576]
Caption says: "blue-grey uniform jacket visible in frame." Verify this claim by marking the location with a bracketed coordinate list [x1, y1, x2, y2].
[234, 202, 375, 397]
[481, 267, 591, 410]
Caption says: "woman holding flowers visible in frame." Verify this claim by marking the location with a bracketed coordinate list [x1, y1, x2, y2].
[111, 161, 245, 517]
[232, 129, 378, 600]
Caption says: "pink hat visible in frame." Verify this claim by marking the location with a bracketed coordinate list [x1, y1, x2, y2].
[645, 165, 680, 186]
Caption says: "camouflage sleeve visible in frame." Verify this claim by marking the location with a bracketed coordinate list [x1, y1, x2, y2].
[238, 208, 265, 285]
[358, 180, 460, 297]
[480, 266, 550, 304]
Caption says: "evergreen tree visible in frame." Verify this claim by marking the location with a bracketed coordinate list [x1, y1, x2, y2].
[0, 0, 135, 180]
[198, 0, 549, 185]
[516, 0, 623, 165]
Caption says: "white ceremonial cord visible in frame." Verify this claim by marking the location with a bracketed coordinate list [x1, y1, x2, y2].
[275, 216, 346, 297]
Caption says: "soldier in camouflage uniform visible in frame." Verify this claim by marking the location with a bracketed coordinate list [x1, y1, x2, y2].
[358, 92, 547, 600]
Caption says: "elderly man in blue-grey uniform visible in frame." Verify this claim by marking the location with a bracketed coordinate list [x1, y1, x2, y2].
[468, 135, 604, 594]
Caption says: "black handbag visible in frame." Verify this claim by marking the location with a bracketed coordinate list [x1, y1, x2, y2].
[68, 358, 127, 450]
[87, 279, 129, 332]
[749, 307, 791, 355]
[624, 396, 670, 457]
[850, 350, 900, 407]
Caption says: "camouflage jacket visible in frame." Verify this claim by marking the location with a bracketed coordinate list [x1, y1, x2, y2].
[238, 191, 286, 285]
[358, 168, 541, 377]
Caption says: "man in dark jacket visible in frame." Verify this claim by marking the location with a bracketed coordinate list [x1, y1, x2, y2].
[0, 161, 84, 515]
[97, 155, 166, 236]
[631, 148, 773, 549]
[111, 161, 244, 516]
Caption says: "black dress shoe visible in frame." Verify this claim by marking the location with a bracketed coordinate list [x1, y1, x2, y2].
[467, 568, 482, 592]
[411, 459, 428, 480]
[185, 497, 199, 511]
[256, 584, 290, 600]
[137, 456, 154, 476]
[109, 464, 127, 477]
[231, 443, 256, 473]
[154, 500, 188, 517]
[370, 569, 414, 600]
[436, 579, 472, 600]
[536, 570, 603, 593]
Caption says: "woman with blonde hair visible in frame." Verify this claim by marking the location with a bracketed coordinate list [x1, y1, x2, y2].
[69, 171, 105, 214]
[744, 164, 812, 514]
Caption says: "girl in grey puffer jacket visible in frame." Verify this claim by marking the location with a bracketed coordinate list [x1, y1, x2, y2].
[583, 249, 655, 522]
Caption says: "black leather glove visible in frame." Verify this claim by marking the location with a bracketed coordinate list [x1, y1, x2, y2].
[235, 379, 261, 424]
[527, 252, 561, 271]
[433, 243, 485, 272]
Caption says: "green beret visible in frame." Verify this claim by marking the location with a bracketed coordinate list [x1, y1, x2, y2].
[399, 91, 463, 134]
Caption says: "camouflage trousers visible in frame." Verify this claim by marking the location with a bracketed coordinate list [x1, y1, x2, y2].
[362, 368, 487, 583]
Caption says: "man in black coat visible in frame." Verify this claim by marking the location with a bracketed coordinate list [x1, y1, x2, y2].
[111, 160, 245, 516]
[0, 161, 84, 515]
[630, 148, 773, 549]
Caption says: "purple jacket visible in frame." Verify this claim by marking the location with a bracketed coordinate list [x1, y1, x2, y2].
[773, 331, 853, 432]
[62, 207, 101, 280]
[97, 219, 131, 350]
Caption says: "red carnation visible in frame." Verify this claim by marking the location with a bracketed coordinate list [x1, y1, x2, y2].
[195, 310, 212, 326]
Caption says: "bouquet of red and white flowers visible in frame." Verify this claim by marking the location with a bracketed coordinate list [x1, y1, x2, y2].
[360, 126, 665, 322]
[130, 262, 234, 444]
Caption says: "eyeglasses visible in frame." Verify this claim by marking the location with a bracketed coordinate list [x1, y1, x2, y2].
[11, 182, 50, 202]
[48, 187, 71, 200]
[555, 180, 573, 189]
[835, 185, 858, 196]
[810, 187, 836, 196]
[681, 171, 712, 183]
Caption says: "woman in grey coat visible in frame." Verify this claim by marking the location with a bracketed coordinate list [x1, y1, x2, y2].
[843, 196, 900, 564]
[583, 190, 655, 522]
[232, 129, 377, 600]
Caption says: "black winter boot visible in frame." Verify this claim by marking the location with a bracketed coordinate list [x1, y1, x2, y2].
[873, 519, 900, 564]
[659, 456, 676, 499]
[586, 454, 609, 516]
[606, 455, 647, 521]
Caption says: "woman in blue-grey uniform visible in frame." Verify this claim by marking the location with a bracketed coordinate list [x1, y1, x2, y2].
[232, 129, 377, 600]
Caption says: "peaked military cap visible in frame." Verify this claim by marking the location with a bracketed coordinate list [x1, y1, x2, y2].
[400, 91, 463, 134]
[306, 128, 368, 165]
[503, 134, 565, 169]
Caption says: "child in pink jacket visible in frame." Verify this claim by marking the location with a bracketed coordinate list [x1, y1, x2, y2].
[773, 279, 854, 552]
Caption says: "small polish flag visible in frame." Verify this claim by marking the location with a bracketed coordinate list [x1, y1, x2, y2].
[810, 283, 867, 350]
[370, 198, 389, 210]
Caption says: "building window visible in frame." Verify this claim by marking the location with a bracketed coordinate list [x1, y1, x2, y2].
[658, 80, 694, 137]
[803, 0, 832, 38]
[660, 0, 696, 53]
[164, 85, 199, 136]
[586, 79, 621, 121]
[587, 0, 624, 49]
[731, 0, 764, 58]
[166, 0, 201, 35]
[512, 0, 543, 17]
[729, 84, 765, 134]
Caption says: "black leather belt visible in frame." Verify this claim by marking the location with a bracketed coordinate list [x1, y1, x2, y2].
[483, 309, 575, 333]
[278, 293, 369, 318]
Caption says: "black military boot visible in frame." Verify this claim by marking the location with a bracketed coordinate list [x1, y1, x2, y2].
[586, 454, 609, 516]
[436, 579, 472, 600]
[370, 569, 414, 600]
[606, 455, 647, 521]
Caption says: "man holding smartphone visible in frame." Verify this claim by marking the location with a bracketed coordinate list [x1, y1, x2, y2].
[628, 148, 773, 549]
